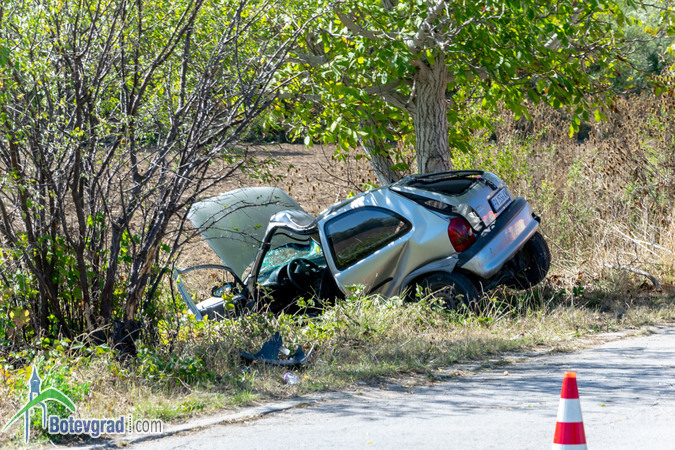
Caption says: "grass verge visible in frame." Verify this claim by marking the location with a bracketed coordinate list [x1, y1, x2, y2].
[1, 284, 674, 447]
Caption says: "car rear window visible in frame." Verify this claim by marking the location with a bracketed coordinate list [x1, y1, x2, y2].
[406, 178, 476, 196]
[325, 207, 411, 270]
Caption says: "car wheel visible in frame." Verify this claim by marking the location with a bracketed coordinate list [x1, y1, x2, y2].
[507, 231, 551, 290]
[412, 272, 479, 311]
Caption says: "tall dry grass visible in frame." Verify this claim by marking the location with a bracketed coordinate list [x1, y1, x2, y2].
[454, 92, 675, 294]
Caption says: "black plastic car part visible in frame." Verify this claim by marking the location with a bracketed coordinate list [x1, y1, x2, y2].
[240, 332, 314, 366]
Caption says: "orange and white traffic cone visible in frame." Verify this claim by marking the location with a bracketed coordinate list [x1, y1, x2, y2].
[553, 371, 587, 449]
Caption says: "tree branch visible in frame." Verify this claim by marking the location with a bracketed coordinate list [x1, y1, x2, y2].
[364, 81, 414, 114]
[403, 0, 448, 53]
[604, 264, 663, 291]
[333, 8, 380, 41]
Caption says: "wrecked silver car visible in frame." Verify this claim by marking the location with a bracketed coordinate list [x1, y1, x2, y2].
[175, 170, 550, 318]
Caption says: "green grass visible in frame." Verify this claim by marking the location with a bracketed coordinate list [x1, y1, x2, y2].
[5, 285, 674, 447]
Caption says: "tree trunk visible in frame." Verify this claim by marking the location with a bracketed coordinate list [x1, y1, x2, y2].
[361, 140, 401, 186]
[412, 61, 452, 174]
[100, 219, 124, 324]
[358, 113, 402, 185]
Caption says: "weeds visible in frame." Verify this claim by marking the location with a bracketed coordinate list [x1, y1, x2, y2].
[4, 287, 674, 446]
[2, 93, 675, 446]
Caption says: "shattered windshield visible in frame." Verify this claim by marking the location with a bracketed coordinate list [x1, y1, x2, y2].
[258, 236, 325, 283]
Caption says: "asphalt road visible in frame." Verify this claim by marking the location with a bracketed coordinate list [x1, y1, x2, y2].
[123, 325, 675, 449]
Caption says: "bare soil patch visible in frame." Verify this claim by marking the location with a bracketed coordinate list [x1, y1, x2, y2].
[176, 143, 378, 269]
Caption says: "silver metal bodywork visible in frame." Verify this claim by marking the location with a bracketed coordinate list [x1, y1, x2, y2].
[459, 198, 538, 278]
[179, 171, 542, 316]
[314, 188, 459, 297]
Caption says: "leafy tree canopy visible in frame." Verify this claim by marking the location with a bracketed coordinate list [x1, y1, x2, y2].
[273, 0, 675, 182]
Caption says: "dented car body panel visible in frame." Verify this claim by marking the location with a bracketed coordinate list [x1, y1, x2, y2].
[178, 170, 549, 318]
[458, 198, 539, 278]
[314, 188, 459, 297]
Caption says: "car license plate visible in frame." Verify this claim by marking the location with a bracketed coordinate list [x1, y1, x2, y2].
[489, 189, 510, 212]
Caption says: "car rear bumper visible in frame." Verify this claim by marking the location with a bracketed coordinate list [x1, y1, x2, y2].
[458, 197, 539, 279]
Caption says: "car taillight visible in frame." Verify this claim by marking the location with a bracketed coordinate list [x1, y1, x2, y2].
[448, 217, 476, 252]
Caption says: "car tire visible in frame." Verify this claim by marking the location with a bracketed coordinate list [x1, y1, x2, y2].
[412, 272, 479, 311]
[507, 231, 551, 290]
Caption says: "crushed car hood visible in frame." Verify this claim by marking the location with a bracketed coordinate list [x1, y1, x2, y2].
[188, 187, 305, 279]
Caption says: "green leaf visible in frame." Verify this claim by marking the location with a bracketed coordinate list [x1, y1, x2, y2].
[426, 49, 435, 66]
[0, 46, 9, 68]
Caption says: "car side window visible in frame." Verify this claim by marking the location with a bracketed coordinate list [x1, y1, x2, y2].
[325, 207, 412, 270]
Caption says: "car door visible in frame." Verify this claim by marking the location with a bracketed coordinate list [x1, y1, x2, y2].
[320, 206, 413, 295]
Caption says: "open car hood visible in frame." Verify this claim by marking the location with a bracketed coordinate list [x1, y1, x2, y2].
[188, 187, 305, 279]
